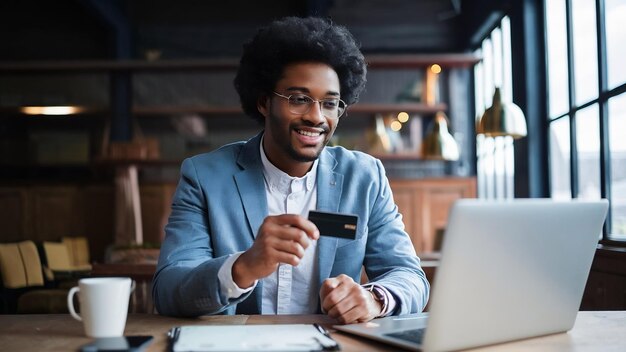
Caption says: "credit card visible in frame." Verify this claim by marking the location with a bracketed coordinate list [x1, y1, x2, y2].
[308, 210, 358, 240]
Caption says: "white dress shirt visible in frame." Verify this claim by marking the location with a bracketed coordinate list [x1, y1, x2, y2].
[217, 139, 319, 314]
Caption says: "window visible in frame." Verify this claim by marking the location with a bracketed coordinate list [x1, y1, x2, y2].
[545, 0, 626, 241]
[474, 17, 515, 199]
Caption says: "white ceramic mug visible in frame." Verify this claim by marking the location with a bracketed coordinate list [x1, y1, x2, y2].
[67, 277, 135, 337]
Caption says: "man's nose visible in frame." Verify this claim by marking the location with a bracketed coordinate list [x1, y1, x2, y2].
[303, 101, 326, 124]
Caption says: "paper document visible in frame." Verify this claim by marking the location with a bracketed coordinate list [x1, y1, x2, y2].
[168, 324, 340, 351]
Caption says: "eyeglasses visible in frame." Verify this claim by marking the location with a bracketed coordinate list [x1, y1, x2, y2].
[273, 92, 346, 119]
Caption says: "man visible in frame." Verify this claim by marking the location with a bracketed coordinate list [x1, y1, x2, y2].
[153, 16, 429, 324]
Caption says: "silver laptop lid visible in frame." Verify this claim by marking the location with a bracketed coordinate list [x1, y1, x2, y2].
[423, 199, 608, 352]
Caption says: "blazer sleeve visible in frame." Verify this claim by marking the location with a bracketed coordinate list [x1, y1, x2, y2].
[152, 158, 253, 317]
[364, 159, 430, 314]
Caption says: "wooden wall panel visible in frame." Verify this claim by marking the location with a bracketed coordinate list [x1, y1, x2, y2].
[140, 184, 175, 245]
[0, 188, 29, 241]
[30, 186, 81, 241]
[81, 185, 115, 262]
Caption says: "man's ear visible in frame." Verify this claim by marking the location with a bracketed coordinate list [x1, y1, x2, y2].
[257, 95, 270, 119]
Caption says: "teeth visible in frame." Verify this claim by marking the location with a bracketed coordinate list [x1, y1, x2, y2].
[297, 130, 321, 137]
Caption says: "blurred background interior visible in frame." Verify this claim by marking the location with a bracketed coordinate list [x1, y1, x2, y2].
[0, 0, 624, 314]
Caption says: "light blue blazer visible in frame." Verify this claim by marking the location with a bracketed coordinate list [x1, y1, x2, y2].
[153, 132, 429, 317]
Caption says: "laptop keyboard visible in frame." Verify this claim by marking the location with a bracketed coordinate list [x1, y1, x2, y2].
[385, 328, 426, 344]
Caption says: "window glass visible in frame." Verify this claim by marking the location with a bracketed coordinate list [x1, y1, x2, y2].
[494, 136, 506, 198]
[501, 17, 513, 102]
[576, 104, 601, 200]
[491, 27, 503, 88]
[546, 0, 569, 118]
[504, 136, 515, 198]
[609, 94, 626, 239]
[481, 38, 494, 108]
[606, 0, 626, 89]
[572, 0, 599, 105]
[550, 117, 572, 200]
[474, 55, 485, 115]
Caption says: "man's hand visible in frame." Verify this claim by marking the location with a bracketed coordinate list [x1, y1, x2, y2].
[320, 274, 383, 324]
[232, 214, 319, 288]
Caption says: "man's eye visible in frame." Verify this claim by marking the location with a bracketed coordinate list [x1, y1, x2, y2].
[322, 100, 339, 109]
[290, 95, 312, 105]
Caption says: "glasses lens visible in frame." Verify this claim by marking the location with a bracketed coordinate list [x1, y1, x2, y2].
[324, 100, 346, 119]
[286, 94, 346, 119]
[288, 95, 313, 115]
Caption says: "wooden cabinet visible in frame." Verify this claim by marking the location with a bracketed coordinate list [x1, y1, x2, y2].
[390, 177, 476, 253]
[581, 245, 626, 310]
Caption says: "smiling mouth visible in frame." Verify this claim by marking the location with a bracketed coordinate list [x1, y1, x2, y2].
[295, 129, 324, 137]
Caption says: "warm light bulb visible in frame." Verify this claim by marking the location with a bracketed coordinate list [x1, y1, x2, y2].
[390, 120, 402, 131]
[397, 112, 409, 123]
[430, 64, 442, 74]
[21, 106, 84, 115]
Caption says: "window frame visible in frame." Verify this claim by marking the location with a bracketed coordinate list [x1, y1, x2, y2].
[544, 0, 626, 242]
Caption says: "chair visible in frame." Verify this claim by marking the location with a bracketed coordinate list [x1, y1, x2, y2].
[41, 241, 91, 286]
[0, 241, 68, 314]
[62, 236, 92, 271]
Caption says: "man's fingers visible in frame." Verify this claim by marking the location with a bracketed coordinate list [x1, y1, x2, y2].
[329, 303, 363, 324]
[321, 275, 377, 324]
[321, 277, 349, 312]
[270, 214, 320, 240]
[269, 248, 303, 266]
[320, 277, 341, 297]
[270, 238, 306, 259]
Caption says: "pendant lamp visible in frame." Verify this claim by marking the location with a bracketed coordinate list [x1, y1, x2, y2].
[477, 88, 527, 138]
[421, 111, 460, 161]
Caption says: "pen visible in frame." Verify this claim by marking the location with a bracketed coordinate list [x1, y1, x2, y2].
[313, 324, 341, 351]
[168, 326, 181, 351]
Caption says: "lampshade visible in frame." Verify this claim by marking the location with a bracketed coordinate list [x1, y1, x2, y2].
[476, 88, 527, 138]
[421, 111, 460, 161]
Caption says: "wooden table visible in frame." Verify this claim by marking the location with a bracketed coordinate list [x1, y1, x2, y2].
[0, 312, 625, 351]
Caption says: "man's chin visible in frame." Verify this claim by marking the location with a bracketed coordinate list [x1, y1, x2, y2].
[289, 147, 323, 162]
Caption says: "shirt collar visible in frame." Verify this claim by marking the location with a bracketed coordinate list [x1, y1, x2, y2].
[259, 135, 317, 194]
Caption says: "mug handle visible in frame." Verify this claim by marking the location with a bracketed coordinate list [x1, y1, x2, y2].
[130, 279, 136, 294]
[67, 286, 82, 321]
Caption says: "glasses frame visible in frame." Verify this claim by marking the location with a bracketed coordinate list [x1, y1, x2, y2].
[272, 91, 347, 119]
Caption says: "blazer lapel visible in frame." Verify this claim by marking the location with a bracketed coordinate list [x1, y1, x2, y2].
[316, 150, 344, 286]
[234, 133, 268, 240]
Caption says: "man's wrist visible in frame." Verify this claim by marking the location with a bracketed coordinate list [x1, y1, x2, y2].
[364, 284, 389, 318]
[217, 252, 256, 300]
[232, 254, 256, 289]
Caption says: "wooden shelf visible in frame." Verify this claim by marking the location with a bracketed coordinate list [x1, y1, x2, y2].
[371, 153, 423, 161]
[348, 103, 446, 114]
[0, 159, 183, 169]
[132, 103, 446, 117]
[0, 59, 239, 73]
[366, 53, 481, 68]
[0, 54, 480, 73]
[92, 158, 182, 167]
[133, 106, 242, 115]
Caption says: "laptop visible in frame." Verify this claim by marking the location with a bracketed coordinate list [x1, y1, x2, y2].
[334, 199, 608, 352]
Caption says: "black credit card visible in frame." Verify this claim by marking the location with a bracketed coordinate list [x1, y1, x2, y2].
[308, 210, 358, 240]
